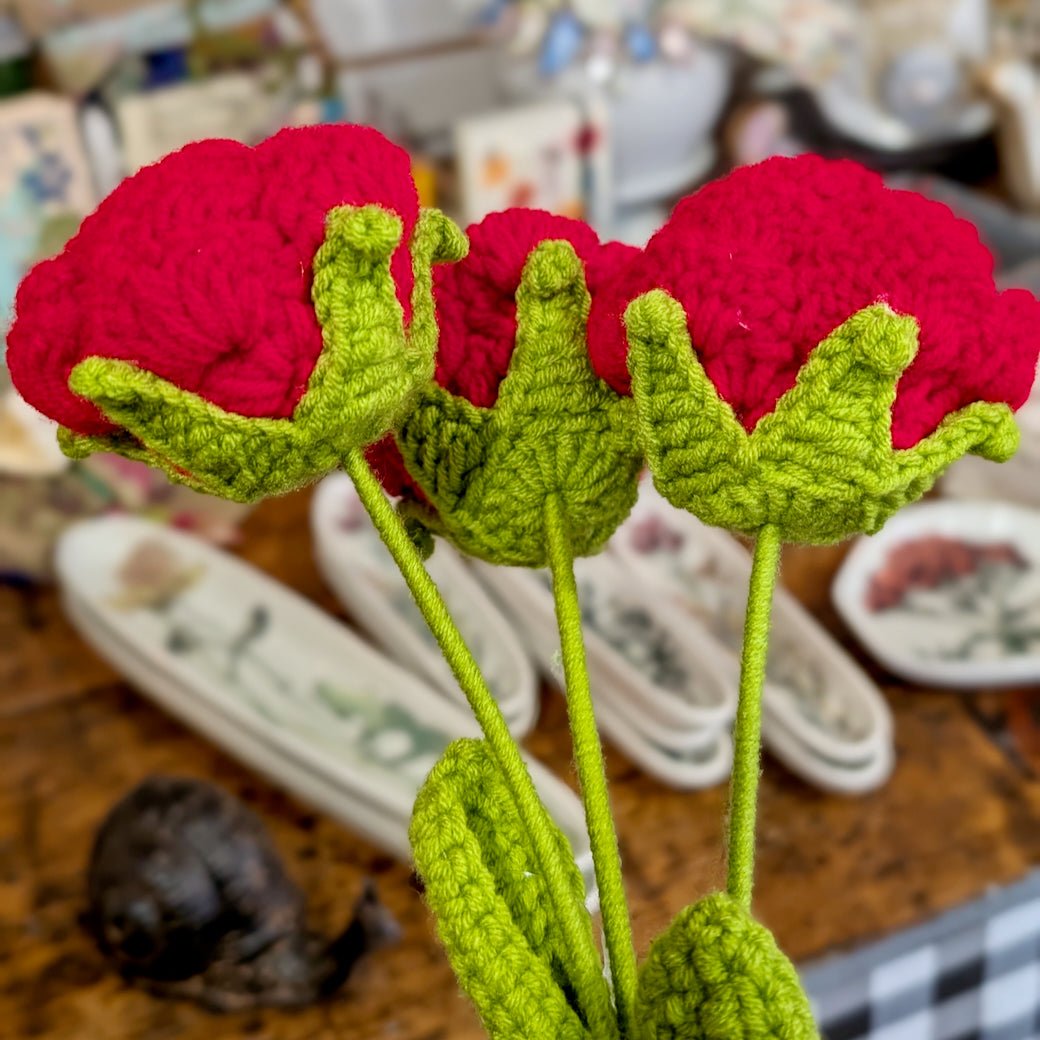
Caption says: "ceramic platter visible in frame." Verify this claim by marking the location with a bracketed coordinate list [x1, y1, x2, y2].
[310, 474, 538, 736]
[55, 515, 596, 903]
[472, 553, 736, 790]
[834, 500, 1040, 689]
[611, 482, 895, 794]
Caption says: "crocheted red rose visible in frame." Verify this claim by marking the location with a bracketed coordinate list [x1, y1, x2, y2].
[588, 154, 1040, 449]
[370, 207, 639, 495]
[7, 124, 419, 438]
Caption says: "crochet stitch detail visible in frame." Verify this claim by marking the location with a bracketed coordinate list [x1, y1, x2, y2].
[58, 206, 466, 502]
[626, 292, 1019, 544]
[7, 126, 420, 437]
[370, 207, 638, 500]
[588, 154, 1040, 450]
[395, 239, 643, 566]
[410, 738, 594, 1040]
[635, 893, 818, 1039]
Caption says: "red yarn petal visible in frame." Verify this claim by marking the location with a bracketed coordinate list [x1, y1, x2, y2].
[5, 125, 419, 436]
[6, 253, 115, 436]
[374, 208, 638, 496]
[588, 155, 1040, 447]
[434, 208, 637, 406]
[257, 125, 419, 322]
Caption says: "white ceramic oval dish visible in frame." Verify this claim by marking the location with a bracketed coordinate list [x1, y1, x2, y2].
[64, 590, 415, 859]
[55, 515, 595, 898]
[612, 484, 894, 765]
[471, 555, 737, 788]
[311, 474, 538, 737]
[833, 500, 1040, 689]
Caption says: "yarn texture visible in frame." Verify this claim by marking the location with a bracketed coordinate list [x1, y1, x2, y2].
[626, 293, 1019, 544]
[545, 494, 638, 1037]
[54, 206, 464, 501]
[589, 154, 1040, 450]
[635, 894, 817, 1040]
[346, 450, 618, 1040]
[371, 207, 638, 498]
[409, 739, 597, 1040]
[395, 238, 643, 566]
[8, 125, 420, 437]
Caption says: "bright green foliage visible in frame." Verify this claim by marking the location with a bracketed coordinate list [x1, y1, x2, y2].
[625, 291, 1019, 544]
[58, 205, 466, 503]
[410, 738, 598, 1040]
[636, 893, 818, 1040]
[395, 239, 643, 567]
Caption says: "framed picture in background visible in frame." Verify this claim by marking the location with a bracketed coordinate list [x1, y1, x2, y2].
[0, 92, 94, 339]
[453, 99, 609, 227]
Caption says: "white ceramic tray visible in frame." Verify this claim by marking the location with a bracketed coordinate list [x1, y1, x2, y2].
[311, 474, 538, 736]
[472, 555, 737, 789]
[65, 590, 413, 859]
[833, 500, 1040, 689]
[613, 484, 893, 763]
[611, 483, 894, 794]
[55, 516, 595, 896]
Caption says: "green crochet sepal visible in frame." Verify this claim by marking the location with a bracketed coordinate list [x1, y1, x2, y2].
[395, 239, 643, 567]
[636, 893, 818, 1040]
[409, 738, 597, 1040]
[58, 205, 466, 503]
[625, 292, 1019, 544]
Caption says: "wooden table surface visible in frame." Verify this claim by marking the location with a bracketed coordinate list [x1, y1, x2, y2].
[3, 489, 1040, 1039]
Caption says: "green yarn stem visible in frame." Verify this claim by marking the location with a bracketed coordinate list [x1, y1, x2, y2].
[544, 494, 638, 1040]
[727, 523, 782, 911]
[342, 448, 618, 1040]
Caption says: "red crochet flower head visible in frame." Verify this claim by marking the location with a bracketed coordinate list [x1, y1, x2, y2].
[370, 207, 639, 496]
[7, 124, 419, 438]
[588, 154, 1040, 449]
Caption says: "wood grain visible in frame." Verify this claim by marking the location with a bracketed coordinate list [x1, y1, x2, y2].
[3, 490, 1040, 1038]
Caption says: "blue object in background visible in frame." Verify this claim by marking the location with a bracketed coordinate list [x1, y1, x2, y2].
[539, 10, 585, 77]
[320, 96, 347, 124]
[144, 47, 190, 88]
[624, 22, 657, 63]
[476, 0, 512, 27]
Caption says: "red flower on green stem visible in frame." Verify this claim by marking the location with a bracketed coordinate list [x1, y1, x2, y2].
[6, 125, 464, 501]
[370, 207, 639, 501]
[602, 156, 1040, 543]
[589, 154, 1040, 450]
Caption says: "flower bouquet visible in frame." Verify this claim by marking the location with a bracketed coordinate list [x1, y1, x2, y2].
[8, 124, 1039, 1039]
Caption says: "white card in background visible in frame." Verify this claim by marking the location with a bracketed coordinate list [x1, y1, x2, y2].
[0, 92, 95, 339]
[454, 100, 586, 225]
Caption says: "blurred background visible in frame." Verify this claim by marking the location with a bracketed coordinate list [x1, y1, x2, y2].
[5, 3, 1040, 1039]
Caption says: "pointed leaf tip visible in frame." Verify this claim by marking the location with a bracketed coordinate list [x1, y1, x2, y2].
[975, 404, 1020, 462]
[520, 238, 584, 299]
[323, 203, 403, 262]
[417, 208, 468, 265]
[623, 288, 686, 350]
[834, 303, 919, 377]
[69, 356, 145, 411]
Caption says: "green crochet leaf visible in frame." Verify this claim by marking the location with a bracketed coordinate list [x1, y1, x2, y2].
[59, 205, 466, 503]
[409, 738, 596, 1040]
[395, 239, 643, 566]
[626, 291, 1020, 544]
[636, 893, 818, 1040]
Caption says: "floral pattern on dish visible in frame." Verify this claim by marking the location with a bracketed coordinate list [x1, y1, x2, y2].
[111, 539, 452, 789]
[623, 514, 873, 742]
[866, 535, 1040, 662]
[533, 570, 708, 703]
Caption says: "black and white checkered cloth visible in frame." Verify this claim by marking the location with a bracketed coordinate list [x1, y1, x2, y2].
[802, 873, 1040, 1040]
